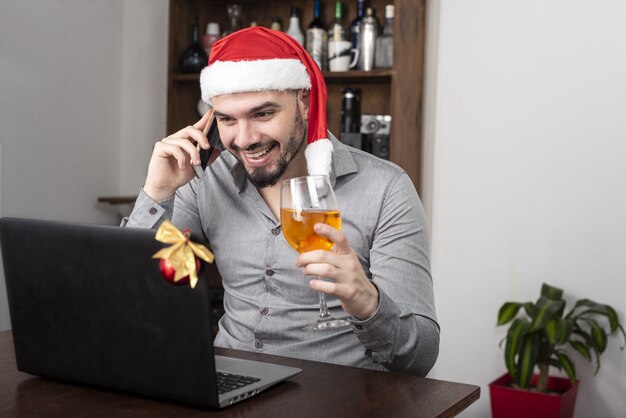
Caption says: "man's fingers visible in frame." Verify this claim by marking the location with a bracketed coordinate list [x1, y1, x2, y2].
[193, 108, 214, 131]
[309, 278, 338, 295]
[168, 122, 211, 150]
[159, 137, 201, 165]
[155, 141, 194, 169]
[302, 261, 338, 279]
[314, 223, 351, 254]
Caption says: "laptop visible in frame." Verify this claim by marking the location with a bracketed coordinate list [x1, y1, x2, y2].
[0, 217, 301, 408]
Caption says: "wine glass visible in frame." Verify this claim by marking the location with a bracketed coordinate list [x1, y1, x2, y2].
[280, 175, 351, 331]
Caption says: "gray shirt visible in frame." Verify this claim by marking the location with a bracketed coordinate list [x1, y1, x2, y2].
[122, 135, 439, 376]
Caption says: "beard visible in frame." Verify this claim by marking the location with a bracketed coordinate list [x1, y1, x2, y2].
[237, 109, 307, 189]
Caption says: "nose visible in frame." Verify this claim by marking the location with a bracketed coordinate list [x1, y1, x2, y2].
[232, 120, 261, 151]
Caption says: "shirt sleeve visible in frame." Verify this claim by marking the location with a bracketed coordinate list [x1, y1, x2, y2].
[120, 189, 174, 229]
[351, 172, 440, 376]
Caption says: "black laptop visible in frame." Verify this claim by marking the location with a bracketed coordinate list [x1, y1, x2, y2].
[0, 217, 301, 408]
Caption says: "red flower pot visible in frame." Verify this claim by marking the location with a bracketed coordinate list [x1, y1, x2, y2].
[489, 373, 579, 418]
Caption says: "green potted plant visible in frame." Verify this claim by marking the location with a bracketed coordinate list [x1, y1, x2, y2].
[490, 283, 625, 418]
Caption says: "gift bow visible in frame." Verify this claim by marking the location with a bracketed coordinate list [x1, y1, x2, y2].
[152, 220, 214, 288]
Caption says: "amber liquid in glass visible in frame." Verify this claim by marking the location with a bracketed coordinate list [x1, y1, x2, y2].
[280, 209, 341, 253]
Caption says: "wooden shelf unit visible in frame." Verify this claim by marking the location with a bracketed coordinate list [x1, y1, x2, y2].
[167, 0, 426, 188]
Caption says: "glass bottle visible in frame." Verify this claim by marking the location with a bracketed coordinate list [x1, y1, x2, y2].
[270, 16, 282, 31]
[222, 4, 242, 37]
[375, 5, 394, 68]
[341, 88, 362, 133]
[328, 1, 346, 42]
[349, 0, 366, 65]
[306, 0, 328, 70]
[180, 22, 208, 73]
[286, 7, 305, 46]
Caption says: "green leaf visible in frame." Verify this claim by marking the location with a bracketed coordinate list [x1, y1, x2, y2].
[572, 303, 619, 330]
[518, 333, 539, 389]
[545, 318, 571, 346]
[498, 303, 523, 325]
[522, 302, 535, 317]
[568, 299, 610, 319]
[573, 299, 604, 310]
[530, 297, 565, 332]
[561, 319, 574, 344]
[586, 319, 608, 353]
[555, 350, 577, 384]
[573, 328, 602, 374]
[541, 283, 564, 301]
[605, 305, 620, 334]
[570, 340, 592, 362]
[618, 324, 626, 350]
[546, 319, 558, 346]
[505, 318, 531, 382]
[548, 357, 563, 370]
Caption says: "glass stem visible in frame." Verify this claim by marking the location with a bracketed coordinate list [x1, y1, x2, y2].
[318, 291, 332, 321]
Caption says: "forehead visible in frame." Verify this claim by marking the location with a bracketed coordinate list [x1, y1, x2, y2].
[211, 90, 295, 114]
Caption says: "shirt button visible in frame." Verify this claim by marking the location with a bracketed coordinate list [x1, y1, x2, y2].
[260, 307, 269, 315]
[354, 324, 364, 330]
[254, 339, 263, 349]
[148, 207, 157, 215]
[271, 227, 280, 235]
[265, 269, 274, 277]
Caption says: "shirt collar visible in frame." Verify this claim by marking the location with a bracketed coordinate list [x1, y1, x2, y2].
[223, 131, 358, 191]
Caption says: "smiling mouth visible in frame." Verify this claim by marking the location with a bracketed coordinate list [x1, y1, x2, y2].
[244, 143, 276, 160]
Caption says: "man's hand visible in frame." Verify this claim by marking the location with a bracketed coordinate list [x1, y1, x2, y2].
[295, 223, 379, 320]
[143, 110, 213, 202]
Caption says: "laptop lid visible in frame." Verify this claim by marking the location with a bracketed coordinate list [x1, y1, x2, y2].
[0, 217, 300, 408]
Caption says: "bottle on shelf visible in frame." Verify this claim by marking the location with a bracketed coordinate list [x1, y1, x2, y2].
[349, 0, 366, 67]
[340, 88, 364, 150]
[270, 16, 282, 31]
[222, 4, 242, 37]
[341, 88, 362, 134]
[329, 1, 346, 42]
[306, 0, 328, 70]
[286, 7, 305, 46]
[180, 21, 209, 73]
[375, 5, 394, 69]
[201, 22, 221, 57]
[359, 7, 379, 71]
[249, 21, 258, 27]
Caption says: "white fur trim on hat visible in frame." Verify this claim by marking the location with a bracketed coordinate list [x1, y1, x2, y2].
[305, 138, 334, 176]
[200, 58, 311, 104]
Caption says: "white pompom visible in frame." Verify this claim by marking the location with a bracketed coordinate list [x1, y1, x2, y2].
[305, 138, 334, 176]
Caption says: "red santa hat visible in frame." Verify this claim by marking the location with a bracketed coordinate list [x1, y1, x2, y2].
[199, 27, 333, 177]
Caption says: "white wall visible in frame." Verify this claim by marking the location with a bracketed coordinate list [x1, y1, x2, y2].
[423, 1, 626, 417]
[118, 1, 169, 196]
[0, 0, 168, 330]
[0, 0, 123, 224]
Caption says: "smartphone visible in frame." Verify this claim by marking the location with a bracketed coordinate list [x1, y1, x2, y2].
[198, 118, 223, 172]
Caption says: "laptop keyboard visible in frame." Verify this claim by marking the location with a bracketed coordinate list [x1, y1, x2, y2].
[216, 371, 261, 394]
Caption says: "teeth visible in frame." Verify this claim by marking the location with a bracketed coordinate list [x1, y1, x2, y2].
[247, 145, 272, 159]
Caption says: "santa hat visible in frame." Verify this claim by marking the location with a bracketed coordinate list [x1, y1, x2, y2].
[199, 27, 333, 177]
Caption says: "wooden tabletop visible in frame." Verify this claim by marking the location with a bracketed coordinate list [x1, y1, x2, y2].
[0, 331, 479, 417]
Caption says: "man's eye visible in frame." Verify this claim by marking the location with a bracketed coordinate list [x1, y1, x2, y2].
[255, 111, 273, 119]
[217, 117, 234, 125]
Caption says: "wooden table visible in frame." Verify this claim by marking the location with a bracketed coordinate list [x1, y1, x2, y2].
[0, 331, 479, 417]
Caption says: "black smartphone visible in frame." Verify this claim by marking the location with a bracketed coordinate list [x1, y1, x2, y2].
[199, 118, 223, 171]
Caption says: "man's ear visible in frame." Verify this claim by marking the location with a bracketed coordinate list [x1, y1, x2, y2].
[297, 89, 311, 120]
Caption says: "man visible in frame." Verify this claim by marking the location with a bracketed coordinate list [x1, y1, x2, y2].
[123, 27, 439, 376]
